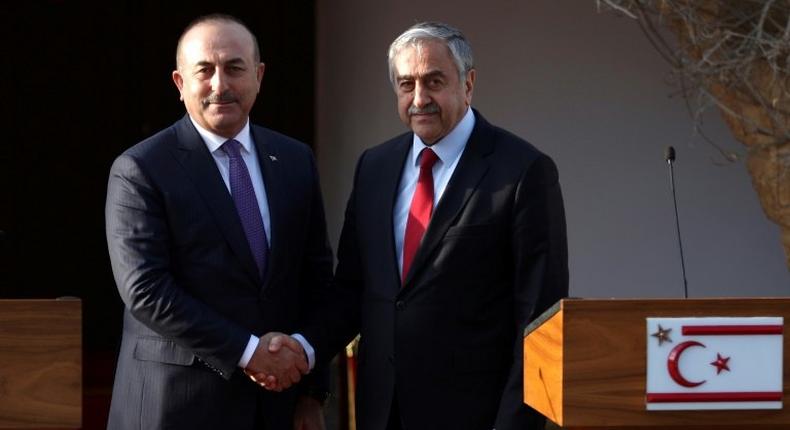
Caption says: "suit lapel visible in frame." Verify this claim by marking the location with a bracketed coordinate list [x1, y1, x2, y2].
[170, 116, 262, 287]
[377, 136, 413, 290]
[401, 112, 494, 288]
[249, 126, 282, 290]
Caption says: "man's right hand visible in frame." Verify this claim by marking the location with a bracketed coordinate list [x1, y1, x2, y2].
[244, 332, 308, 391]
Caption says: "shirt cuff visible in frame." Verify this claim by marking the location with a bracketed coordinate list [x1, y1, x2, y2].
[291, 333, 315, 371]
[237, 334, 259, 368]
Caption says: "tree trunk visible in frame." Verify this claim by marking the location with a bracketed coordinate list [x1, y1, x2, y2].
[664, 1, 790, 269]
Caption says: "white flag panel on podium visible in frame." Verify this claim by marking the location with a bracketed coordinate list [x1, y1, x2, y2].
[646, 317, 783, 411]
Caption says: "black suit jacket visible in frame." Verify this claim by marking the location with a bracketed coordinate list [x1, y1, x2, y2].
[105, 116, 332, 430]
[303, 110, 568, 430]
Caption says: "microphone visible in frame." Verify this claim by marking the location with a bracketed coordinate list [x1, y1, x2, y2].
[665, 146, 688, 298]
[664, 146, 675, 163]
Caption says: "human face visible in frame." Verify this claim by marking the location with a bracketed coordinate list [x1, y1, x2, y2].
[172, 21, 265, 138]
[392, 40, 475, 145]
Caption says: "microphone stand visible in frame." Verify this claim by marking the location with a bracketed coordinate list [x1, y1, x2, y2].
[666, 147, 689, 299]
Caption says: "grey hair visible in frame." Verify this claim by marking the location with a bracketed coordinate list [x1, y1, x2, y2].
[387, 22, 474, 86]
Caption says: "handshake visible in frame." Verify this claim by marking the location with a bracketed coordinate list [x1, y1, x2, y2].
[244, 332, 309, 391]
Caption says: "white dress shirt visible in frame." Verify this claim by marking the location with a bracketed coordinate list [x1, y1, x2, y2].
[393, 107, 475, 277]
[191, 117, 272, 245]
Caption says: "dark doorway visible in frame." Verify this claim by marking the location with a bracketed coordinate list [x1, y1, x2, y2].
[1, 2, 315, 427]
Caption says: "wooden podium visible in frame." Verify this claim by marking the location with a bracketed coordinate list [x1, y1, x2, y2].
[523, 298, 790, 430]
[0, 299, 81, 429]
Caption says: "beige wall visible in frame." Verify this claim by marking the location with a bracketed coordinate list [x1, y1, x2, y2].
[315, 0, 789, 296]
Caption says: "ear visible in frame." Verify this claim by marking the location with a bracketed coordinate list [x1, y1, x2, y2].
[464, 69, 476, 104]
[256, 62, 266, 92]
[172, 70, 185, 101]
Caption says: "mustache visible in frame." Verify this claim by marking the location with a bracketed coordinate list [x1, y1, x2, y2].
[202, 92, 239, 105]
[408, 104, 439, 115]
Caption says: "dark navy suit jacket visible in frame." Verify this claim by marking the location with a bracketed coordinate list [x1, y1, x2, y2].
[105, 116, 332, 429]
[302, 110, 568, 430]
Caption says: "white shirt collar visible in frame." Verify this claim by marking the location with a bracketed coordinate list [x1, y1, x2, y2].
[410, 107, 475, 167]
[189, 116, 254, 154]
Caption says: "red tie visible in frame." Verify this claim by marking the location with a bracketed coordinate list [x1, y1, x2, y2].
[402, 148, 439, 282]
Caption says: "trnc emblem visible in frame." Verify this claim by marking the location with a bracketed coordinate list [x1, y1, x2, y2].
[645, 317, 783, 410]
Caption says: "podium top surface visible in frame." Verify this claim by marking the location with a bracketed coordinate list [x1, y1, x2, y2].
[525, 297, 790, 337]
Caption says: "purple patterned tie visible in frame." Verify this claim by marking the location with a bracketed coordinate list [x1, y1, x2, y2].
[221, 139, 269, 277]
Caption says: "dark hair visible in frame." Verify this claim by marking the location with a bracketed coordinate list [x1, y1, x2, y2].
[175, 13, 261, 67]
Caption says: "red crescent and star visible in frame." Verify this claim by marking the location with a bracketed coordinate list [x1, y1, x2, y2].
[659, 334, 733, 387]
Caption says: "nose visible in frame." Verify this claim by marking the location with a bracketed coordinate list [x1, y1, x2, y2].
[210, 68, 228, 94]
[413, 81, 431, 108]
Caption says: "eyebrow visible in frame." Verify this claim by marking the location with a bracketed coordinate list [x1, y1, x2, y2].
[397, 70, 446, 81]
[193, 58, 247, 68]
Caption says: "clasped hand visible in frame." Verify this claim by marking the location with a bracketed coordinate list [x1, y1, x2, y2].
[244, 332, 308, 391]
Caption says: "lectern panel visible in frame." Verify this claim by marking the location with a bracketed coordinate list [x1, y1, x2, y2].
[0, 300, 81, 429]
[524, 298, 790, 429]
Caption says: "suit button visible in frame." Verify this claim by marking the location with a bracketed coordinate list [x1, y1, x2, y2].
[395, 300, 405, 310]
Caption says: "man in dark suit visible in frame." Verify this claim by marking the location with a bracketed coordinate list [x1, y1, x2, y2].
[292, 22, 568, 430]
[105, 14, 331, 429]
